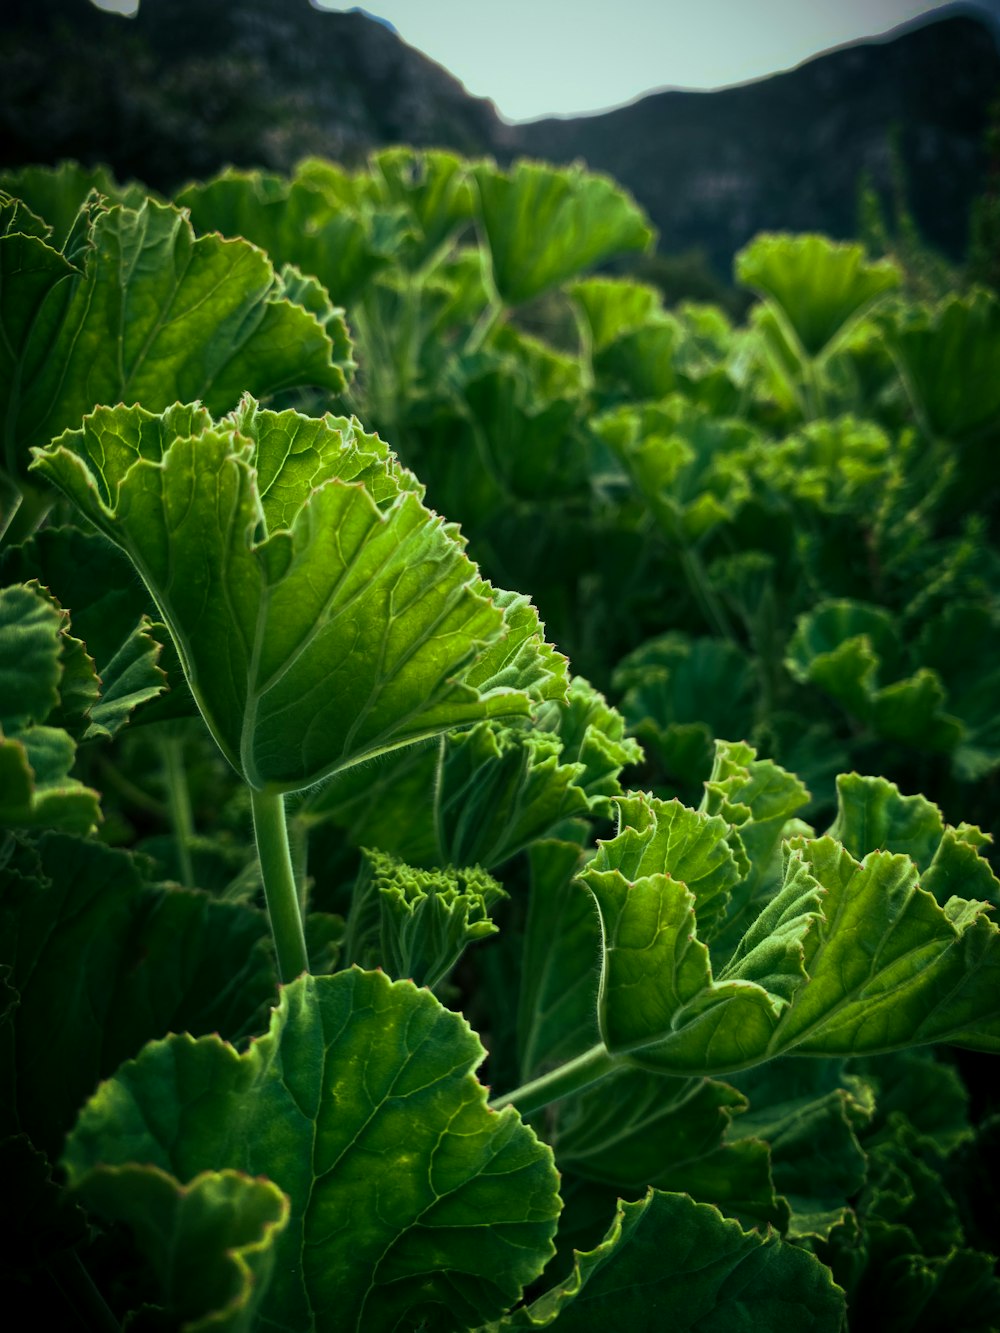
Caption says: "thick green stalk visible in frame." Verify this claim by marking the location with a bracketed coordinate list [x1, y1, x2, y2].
[250, 787, 310, 984]
[488, 1044, 622, 1117]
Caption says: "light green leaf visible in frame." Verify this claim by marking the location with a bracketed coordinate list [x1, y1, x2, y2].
[591, 790, 744, 939]
[594, 398, 757, 545]
[177, 162, 408, 306]
[701, 739, 811, 954]
[65, 970, 562, 1333]
[33, 401, 565, 792]
[371, 147, 476, 266]
[569, 276, 662, 354]
[77, 1166, 289, 1333]
[581, 796, 1000, 1076]
[495, 1189, 844, 1329]
[2, 195, 352, 478]
[472, 161, 653, 306]
[828, 772, 999, 906]
[736, 233, 900, 359]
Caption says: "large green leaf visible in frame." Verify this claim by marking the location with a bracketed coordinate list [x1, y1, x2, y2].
[472, 161, 653, 306]
[494, 1189, 844, 1329]
[580, 792, 1000, 1077]
[1, 194, 352, 479]
[736, 233, 900, 359]
[65, 969, 562, 1333]
[0, 832, 275, 1158]
[32, 400, 566, 791]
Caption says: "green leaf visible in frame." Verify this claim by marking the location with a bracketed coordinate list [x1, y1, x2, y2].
[345, 847, 506, 989]
[594, 398, 757, 545]
[0, 583, 101, 833]
[590, 790, 744, 940]
[553, 1071, 786, 1230]
[786, 600, 964, 752]
[65, 969, 562, 1333]
[736, 233, 900, 359]
[887, 287, 1000, 441]
[729, 1059, 872, 1239]
[2, 195, 353, 478]
[77, 1166, 289, 1333]
[828, 772, 999, 906]
[33, 401, 566, 792]
[0, 832, 275, 1159]
[580, 795, 1000, 1076]
[0, 161, 144, 247]
[495, 1189, 844, 1329]
[177, 162, 408, 306]
[569, 276, 661, 354]
[305, 677, 639, 871]
[701, 739, 812, 955]
[371, 147, 476, 267]
[472, 161, 653, 306]
[614, 634, 760, 793]
[1, 526, 176, 734]
[517, 840, 602, 1083]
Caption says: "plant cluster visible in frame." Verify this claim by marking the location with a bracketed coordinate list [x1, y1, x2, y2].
[1, 153, 999, 1331]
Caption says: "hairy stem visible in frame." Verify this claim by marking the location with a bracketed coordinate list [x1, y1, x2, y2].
[250, 787, 310, 983]
[488, 1044, 622, 1117]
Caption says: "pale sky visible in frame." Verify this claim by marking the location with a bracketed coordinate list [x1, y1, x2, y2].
[92, 0, 1000, 122]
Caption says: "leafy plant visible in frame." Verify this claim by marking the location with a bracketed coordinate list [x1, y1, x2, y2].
[3, 157, 999, 1331]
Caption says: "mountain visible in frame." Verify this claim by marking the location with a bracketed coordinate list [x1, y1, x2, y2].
[508, 7, 1000, 274]
[1, 0, 998, 275]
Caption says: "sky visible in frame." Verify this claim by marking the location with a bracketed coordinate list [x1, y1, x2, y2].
[91, 0, 1000, 123]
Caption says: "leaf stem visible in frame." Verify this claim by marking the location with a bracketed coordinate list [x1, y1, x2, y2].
[250, 787, 310, 983]
[488, 1043, 621, 1117]
[161, 734, 195, 888]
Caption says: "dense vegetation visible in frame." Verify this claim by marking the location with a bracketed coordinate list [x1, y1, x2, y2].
[2, 152, 999, 1331]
